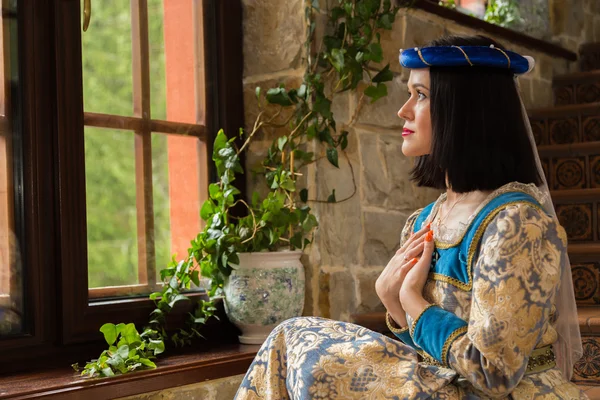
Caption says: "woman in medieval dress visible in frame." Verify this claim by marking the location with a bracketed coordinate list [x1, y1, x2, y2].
[234, 35, 586, 399]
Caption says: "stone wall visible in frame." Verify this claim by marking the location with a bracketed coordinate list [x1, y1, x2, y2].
[116, 375, 244, 400]
[550, 0, 600, 71]
[241, 0, 587, 326]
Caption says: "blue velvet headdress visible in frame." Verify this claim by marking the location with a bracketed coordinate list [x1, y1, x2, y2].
[399, 45, 535, 75]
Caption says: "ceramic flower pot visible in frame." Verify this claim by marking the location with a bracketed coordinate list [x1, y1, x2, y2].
[223, 250, 305, 344]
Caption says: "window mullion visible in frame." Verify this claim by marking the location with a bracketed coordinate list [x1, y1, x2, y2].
[132, 0, 156, 288]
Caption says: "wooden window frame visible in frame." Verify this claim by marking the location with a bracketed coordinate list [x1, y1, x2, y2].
[83, 0, 208, 300]
[0, 0, 247, 375]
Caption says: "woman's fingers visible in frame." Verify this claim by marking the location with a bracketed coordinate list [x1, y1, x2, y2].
[415, 230, 435, 268]
[404, 241, 425, 260]
[398, 222, 431, 253]
[399, 257, 419, 276]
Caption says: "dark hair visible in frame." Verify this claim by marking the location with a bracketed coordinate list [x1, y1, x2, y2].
[410, 35, 542, 192]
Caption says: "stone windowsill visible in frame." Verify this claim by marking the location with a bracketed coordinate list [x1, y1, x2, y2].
[0, 344, 259, 399]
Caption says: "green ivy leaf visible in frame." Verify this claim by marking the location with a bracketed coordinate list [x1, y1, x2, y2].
[326, 148, 339, 168]
[169, 294, 190, 309]
[327, 189, 337, 203]
[266, 87, 293, 106]
[366, 43, 383, 63]
[100, 323, 118, 346]
[330, 48, 346, 72]
[300, 188, 308, 203]
[340, 131, 349, 150]
[364, 83, 388, 103]
[372, 64, 393, 83]
[277, 136, 288, 151]
[139, 358, 157, 368]
[200, 200, 215, 221]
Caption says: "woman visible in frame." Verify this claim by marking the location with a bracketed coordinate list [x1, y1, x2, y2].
[235, 35, 585, 399]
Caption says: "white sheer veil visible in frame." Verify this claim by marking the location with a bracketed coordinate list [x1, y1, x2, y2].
[518, 56, 583, 380]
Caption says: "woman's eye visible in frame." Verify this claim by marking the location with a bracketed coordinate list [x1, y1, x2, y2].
[417, 92, 427, 100]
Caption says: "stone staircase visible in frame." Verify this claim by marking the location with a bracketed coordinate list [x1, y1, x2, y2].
[531, 66, 600, 391]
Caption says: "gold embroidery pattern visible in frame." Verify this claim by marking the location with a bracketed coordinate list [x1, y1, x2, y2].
[441, 326, 468, 366]
[429, 182, 548, 249]
[386, 311, 408, 335]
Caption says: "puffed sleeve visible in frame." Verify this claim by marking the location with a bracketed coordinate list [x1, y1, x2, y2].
[409, 203, 564, 398]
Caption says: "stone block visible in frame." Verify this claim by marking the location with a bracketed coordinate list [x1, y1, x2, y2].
[329, 269, 356, 320]
[358, 131, 440, 211]
[313, 130, 361, 267]
[356, 75, 408, 128]
[363, 210, 411, 267]
[585, 12, 595, 42]
[301, 252, 317, 316]
[534, 55, 554, 82]
[242, 0, 305, 76]
[550, 0, 585, 37]
[356, 268, 385, 313]
[517, 77, 534, 109]
[594, 16, 600, 42]
[318, 271, 331, 318]
[376, 14, 406, 75]
[329, 85, 351, 127]
[585, 0, 600, 14]
[531, 79, 553, 108]
[402, 13, 446, 48]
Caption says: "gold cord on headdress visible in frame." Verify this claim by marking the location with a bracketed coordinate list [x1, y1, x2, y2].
[451, 45, 473, 66]
[492, 46, 511, 69]
[417, 48, 432, 66]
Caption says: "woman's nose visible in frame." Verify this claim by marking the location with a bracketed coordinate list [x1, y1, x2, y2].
[398, 103, 412, 121]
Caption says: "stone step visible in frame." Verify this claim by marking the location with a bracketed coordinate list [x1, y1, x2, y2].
[579, 42, 600, 73]
[538, 143, 600, 191]
[528, 103, 600, 146]
[551, 193, 599, 245]
[552, 71, 600, 105]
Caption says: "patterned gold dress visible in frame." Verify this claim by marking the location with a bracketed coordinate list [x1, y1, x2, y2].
[235, 182, 587, 399]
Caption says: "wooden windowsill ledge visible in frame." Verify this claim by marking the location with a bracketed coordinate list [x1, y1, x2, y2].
[0, 343, 259, 400]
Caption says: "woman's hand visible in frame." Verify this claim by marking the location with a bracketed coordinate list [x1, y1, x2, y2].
[375, 223, 431, 327]
[400, 230, 435, 319]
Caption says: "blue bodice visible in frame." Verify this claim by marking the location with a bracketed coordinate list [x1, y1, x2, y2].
[413, 191, 542, 292]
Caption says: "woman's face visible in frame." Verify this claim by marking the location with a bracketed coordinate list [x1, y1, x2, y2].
[397, 69, 432, 157]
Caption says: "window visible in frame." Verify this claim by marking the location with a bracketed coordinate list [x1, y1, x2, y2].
[81, 0, 208, 300]
[437, 0, 551, 40]
[0, 0, 244, 372]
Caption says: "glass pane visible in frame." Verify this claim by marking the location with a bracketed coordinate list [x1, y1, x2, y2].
[152, 133, 205, 283]
[148, 0, 167, 121]
[149, 0, 198, 124]
[1, 0, 24, 337]
[85, 127, 139, 288]
[151, 133, 171, 272]
[81, 1, 134, 116]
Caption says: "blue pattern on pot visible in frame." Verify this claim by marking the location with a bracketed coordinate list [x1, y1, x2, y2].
[224, 251, 305, 344]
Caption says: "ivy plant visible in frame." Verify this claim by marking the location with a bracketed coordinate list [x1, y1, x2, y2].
[77, 323, 164, 377]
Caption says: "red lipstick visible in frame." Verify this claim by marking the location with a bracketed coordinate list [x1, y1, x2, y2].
[402, 128, 414, 137]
